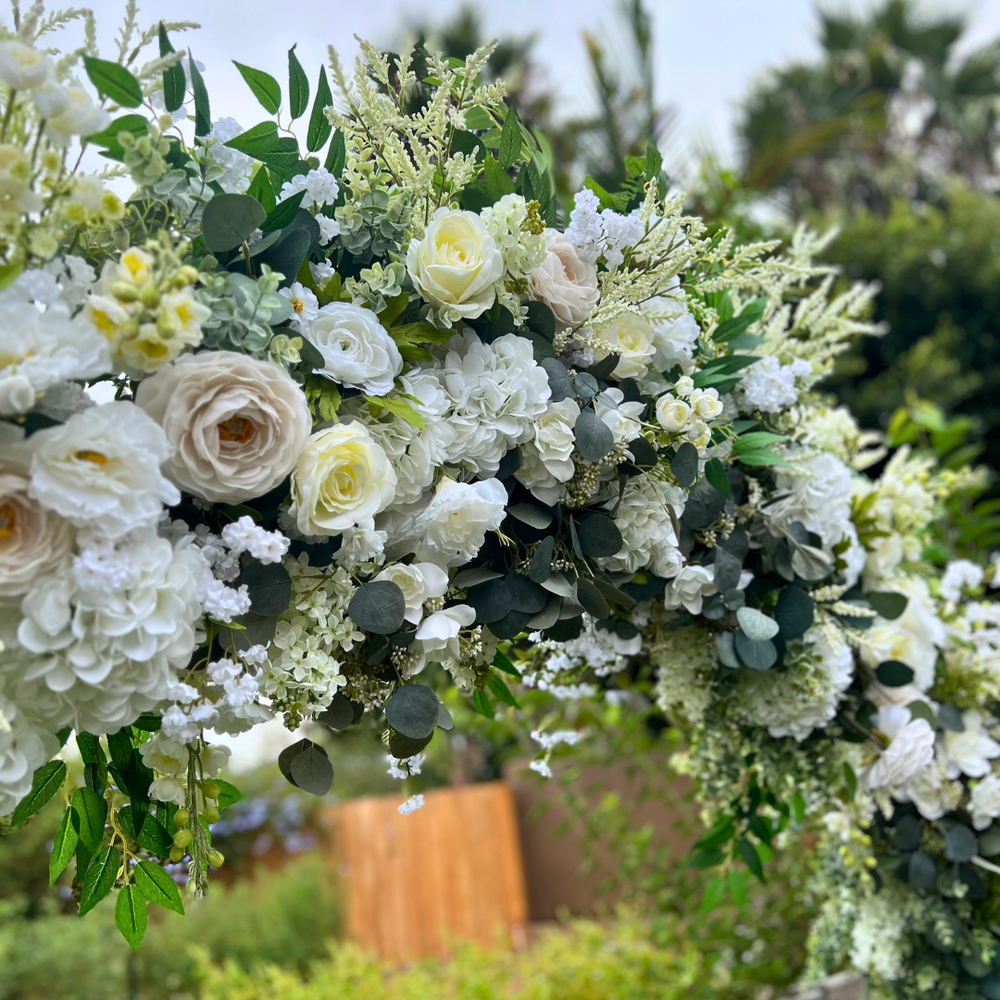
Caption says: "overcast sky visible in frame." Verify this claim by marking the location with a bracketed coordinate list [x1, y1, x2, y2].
[63, 0, 1000, 172]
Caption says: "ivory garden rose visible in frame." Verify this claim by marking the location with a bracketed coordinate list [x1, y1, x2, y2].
[527, 230, 599, 328]
[136, 351, 312, 503]
[306, 302, 403, 396]
[406, 207, 503, 322]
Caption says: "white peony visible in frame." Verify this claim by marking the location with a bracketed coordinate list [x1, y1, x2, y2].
[306, 302, 403, 396]
[406, 208, 503, 322]
[411, 477, 508, 567]
[375, 561, 449, 624]
[663, 564, 717, 615]
[526, 230, 599, 329]
[515, 398, 580, 497]
[29, 402, 179, 540]
[135, 350, 312, 503]
[291, 422, 397, 535]
[0, 284, 110, 416]
[939, 710, 1000, 780]
[970, 773, 1000, 830]
[866, 704, 936, 790]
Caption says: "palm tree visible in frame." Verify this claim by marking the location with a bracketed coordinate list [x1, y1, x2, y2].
[737, 0, 1000, 212]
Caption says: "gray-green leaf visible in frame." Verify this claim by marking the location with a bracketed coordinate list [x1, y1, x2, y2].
[737, 607, 779, 641]
[385, 685, 440, 740]
[201, 193, 267, 253]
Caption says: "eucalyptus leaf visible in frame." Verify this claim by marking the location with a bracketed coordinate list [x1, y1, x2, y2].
[868, 591, 909, 620]
[576, 579, 609, 619]
[201, 194, 267, 252]
[318, 693, 355, 731]
[238, 559, 292, 617]
[575, 513, 623, 558]
[388, 730, 433, 759]
[541, 358, 573, 402]
[938, 704, 966, 733]
[289, 745, 334, 796]
[908, 850, 936, 890]
[774, 586, 814, 639]
[529, 536, 555, 583]
[575, 408, 614, 463]
[488, 609, 531, 639]
[508, 503, 553, 529]
[876, 660, 915, 687]
[348, 581, 406, 634]
[505, 572, 548, 614]
[736, 607, 780, 641]
[467, 578, 512, 623]
[735, 631, 777, 671]
[716, 631, 740, 668]
[944, 824, 978, 863]
[384, 685, 440, 740]
[671, 442, 699, 488]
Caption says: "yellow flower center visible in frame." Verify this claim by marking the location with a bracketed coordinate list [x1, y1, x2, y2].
[75, 450, 108, 465]
[218, 416, 256, 443]
[0, 502, 16, 540]
[291, 297, 305, 314]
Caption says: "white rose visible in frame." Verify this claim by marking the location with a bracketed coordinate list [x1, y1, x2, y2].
[595, 388, 645, 444]
[28, 402, 179, 540]
[374, 561, 449, 624]
[292, 422, 397, 536]
[970, 773, 1000, 830]
[689, 387, 724, 420]
[866, 705, 936, 789]
[306, 302, 403, 396]
[515, 398, 580, 493]
[655, 395, 691, 433]
[413, 477, 508, 567]
[407, 603, 477, 675]
[940, 710, 1000, 780]
[406, 208, 503, 321]
[39, 86, 110, 147]
[527, 230, 599, 328]
[136, 350, 312, 503]
[0, 41, 53, 89]
[663, 564, 717, 615]
[596, 312, 656, 379]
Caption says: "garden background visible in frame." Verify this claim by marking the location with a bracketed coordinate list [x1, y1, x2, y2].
[4, 1, 1000, 996]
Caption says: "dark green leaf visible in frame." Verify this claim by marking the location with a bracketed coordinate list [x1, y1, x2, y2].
[325, 128, 346, 176]
[237, 559, 292, 617]
[134, 860, 184, 914]
[498, 106, 522, 168]
[287, 45, 309, 119]
[737, 837, 765, 882]
[575, 513, 623, 559]
[318, 693, 355, 732]
[576, 578, 609, 619]
[85, 114, 148, 150]
[11, 760, 66, 826]
[307, 65, 333, 151]
[670, 443, 699, 488]
[487, 609, 530, 639]
[278, 738, 321, 787]
[116, 883, 147, 951]
[505, 573, 547, 615]
[486, 674, 519, 708]
[908, 850, 936, 889]
[688, 847, 724, 869]
[472, 689, 493, 718]
[530, 536, 555, 583]
[704, 458, 730, 498]
[792, 791, 806, 824]
[233, 60, 281, 114]
[224, 120, 279, 158]
[188, 50, 211, 136]
[876, 661, 915, 687]
[508, 503, 552, 529]
[262, 191, 305, 234]
[289, 744, 334, 796]
[575, 408, 614, 463]
[158, 24, 185, 113]
[938, 704, 966, 732]
[349, 581, 407, 635]
[541, 358, 573, 402]
[868, 591, 909, 620]
[700, 875, 726, 914]
[71, 787, 107, 854]
[82, 55, 142, 107]
[388, 730, 433, 759]
[50, 809, 78, 885]
[713, 298, 766, 342]
[727, 868, 748, 907]
[385, 685, 440, 740]
[79, 846, 119, 916]
[893, 815, 923, 852]
[201, 193, 267, 252]
[681, 480, 727, 529]
[774, 586, 814, 639]
[843, 762, 857, 801]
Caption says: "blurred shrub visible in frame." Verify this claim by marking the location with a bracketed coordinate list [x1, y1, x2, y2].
[0, 853, 340, 1000]
[820, 183, 1000, 470]
[195, 916, 720, 1000]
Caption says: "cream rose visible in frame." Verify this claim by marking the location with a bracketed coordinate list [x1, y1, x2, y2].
[291, 422, 397, 535]
[527, 230, 599, 329]
[406, 208, 503, 321]
[374, 561, 449, 624]
[655, 395, 691, 433]
[306, 302, 403, 396]
[136, 351, 312, 504]
[596, 312, 657, 379]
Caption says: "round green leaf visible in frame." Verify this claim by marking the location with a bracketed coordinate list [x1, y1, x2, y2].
[289, 745, 334, 796]
[201, 193, 268, 252]
[671, 442, 699, 488]
[736, 607, 780, 641]
[504, 572, 548, 614]
[529, 536, 555, 583]
[385, 685, 440, 740]
[944, 824, 978, 863]
[348, 581, 406, 634]
[774, 586, 814, 639]
[575, 513, 623, 558]
[735, 631, 777, 671]
[388, 729, 433, 759]
[908, 850, 936, 890]
[876, 660, 915, 687]
[487, 608, 531, 639]
[467, 578, 512, 624]
[867, 591, 908, 620]
[576, 579, 609, 619]
[318, 693, 355, 732]
[574, 408, 614, 463]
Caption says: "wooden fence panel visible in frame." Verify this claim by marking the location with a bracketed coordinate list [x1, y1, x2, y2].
[326, 781, 528, 963]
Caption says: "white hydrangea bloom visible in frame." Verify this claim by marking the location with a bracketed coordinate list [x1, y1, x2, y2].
[939, 559, 984, 601]
[602, 474, 686, 578]
[279, 168, 339, 209]
[205, 118, 254, 192]
[734, 356, 812, 414]
[0, 692, 60, 816]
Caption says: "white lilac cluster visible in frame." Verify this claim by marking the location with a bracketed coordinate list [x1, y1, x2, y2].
[734, 355, 812, 414]
[564, 188, 645, 267]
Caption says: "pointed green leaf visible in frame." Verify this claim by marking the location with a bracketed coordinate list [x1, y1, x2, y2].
[50, 808, 78, 885]
[158, 23, 185, 113]
[307, 65, 333, 152]
[288, 45, 309, 119]
[233, 60, 281, 114]
[737, 837, 765, 883]
[472, 689, 493, 718]
[188, 50, 211, 136]
[700, 875, 726, 914]
[498, 105, 522, 168]
[11, 759, 66, 826]
[704, 457, 730, 498]
[486, 673, 519, 708]
[246, 166, 276, 213]
[82, 55, 143, 108]
[134, 860, 185, 914]
[116, 883, 147, 950]
[224, 120, 279, 159]
[70, 786, 107, 854]
[79, 846, 119, 916]
[727, 868, 748, 907]
[325, 128, 346, 175]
